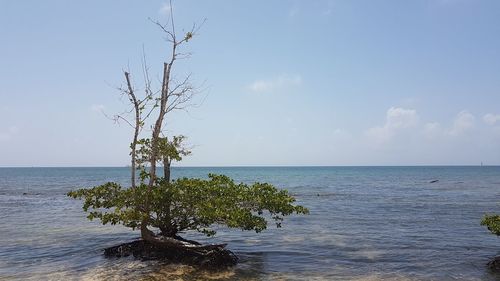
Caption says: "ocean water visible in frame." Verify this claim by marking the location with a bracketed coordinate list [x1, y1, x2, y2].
[1, 166, 500, 280]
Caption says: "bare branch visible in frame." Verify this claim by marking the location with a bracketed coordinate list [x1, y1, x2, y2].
[169, 0, 176, 42]
[149, 18, 176, 43]
[115, 115, 135, 128]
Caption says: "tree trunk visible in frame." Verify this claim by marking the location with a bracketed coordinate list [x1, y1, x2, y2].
[148, 62, 171, 188]
[124, 71, 140, 189]
[141, 223, 226, 250]
[163, 158, 171, 182]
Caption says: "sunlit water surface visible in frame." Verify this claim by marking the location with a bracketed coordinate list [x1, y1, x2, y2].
[1, 166, 500, 280]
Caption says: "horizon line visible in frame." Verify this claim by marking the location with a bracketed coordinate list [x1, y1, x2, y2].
[0, 164, 498, 168]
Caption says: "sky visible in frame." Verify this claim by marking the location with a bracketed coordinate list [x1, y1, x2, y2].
[1, 0, 499, 167]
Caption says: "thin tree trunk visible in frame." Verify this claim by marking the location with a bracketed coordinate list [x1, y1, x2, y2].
[161, 157, 172, 236]
[142, 61, 173, 240]
[138, 8, 197, 240]
[141, 223, 226, 249]
[124, 71, 140, 189]
[148, 62, 171, 188]
[163, 158, 171, 182]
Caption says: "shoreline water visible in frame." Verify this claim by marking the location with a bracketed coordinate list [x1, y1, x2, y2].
[1, 166, 500, 280]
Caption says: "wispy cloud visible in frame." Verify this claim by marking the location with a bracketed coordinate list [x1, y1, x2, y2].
[448, 110, 475, 136]
[90, 104, 105, 113]
[483, 113, 500, 125]
[249, 74, 302, 93]
[159, 2, 172, 16]
[0, 126, 19, 142]
[365, 107, 419, 144]
[367, 108, 479, 144]
[423, 122, 442, 139]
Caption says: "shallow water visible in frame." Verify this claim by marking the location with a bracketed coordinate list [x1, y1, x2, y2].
[1, 166, 500, 280]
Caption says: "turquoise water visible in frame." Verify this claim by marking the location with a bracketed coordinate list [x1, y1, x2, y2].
[1, 166, 500, 280]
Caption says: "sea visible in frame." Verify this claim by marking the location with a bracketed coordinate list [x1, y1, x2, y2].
[1, 166, 500, 280]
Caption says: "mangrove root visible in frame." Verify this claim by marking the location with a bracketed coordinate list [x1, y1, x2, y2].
[104, 238, 238, 269]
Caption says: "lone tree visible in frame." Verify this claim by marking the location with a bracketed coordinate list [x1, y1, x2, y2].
[68, 2, 308, 267]
[481, 214, 500, 270]
[482, 214, 500, 236]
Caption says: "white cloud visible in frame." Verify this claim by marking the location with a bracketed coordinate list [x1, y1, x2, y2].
[385, 107, 419, 129]
[0, 126, 19, 142]
[366, 108, 483, 146]
[159, 2, 171, 16]
[423, 122, 442, 139]
[366, 107, 419, 144]
[483, 113, 500, 125]
[448, 110, 475, 136]
[422, 111, 476, 138]
[90, 104, 105, 113]
[249, 74, 302, 93]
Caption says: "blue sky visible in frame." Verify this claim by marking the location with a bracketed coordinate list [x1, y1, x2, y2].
[1, 0, 499, 166]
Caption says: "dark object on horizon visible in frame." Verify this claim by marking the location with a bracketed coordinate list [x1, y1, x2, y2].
[22, 192, 41, 195]
[104, 239, 238, 269]
[429, 180, 439, 183]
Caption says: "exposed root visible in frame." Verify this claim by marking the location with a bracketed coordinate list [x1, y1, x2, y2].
[104, 237, 238, 269]
[487, 256, 500, 271]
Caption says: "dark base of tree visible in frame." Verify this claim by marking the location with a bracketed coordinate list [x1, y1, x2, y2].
[104, 239, 238, 269]
[487, 256, 500, 271]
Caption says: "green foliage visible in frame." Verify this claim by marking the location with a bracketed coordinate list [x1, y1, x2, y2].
[67, 182, 145, 229]
[160, 135, 191, 163]
[132, 135, 190, 182]
[68, 174, 308, 237]
[136, 136, 190, 166]
[481, 214, 500, 236]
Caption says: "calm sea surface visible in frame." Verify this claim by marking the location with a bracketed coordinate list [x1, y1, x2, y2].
[1, 166, 500, 280]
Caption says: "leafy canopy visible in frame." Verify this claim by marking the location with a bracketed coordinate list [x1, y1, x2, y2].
[481, 214, 500, 236]
[68, 174, 309, 237]
[136, 136, 191, 169]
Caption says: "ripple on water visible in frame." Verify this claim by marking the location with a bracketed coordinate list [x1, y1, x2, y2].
[1, 167, 500, 280]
